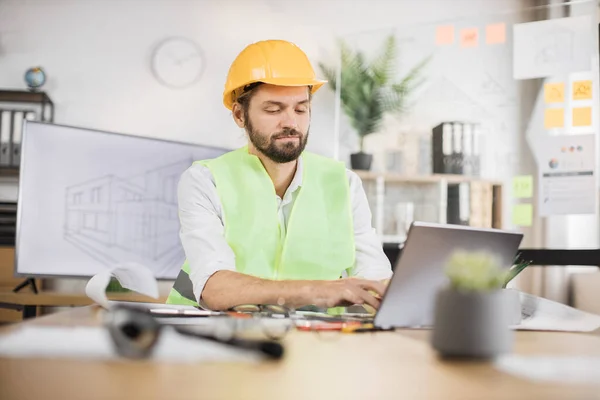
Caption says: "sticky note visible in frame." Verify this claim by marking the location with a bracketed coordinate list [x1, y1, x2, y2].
[573, 107, 592, 127]
[512, 204, 533, 227]
[513, 175, 533, 199]
[486, 23, 506, 44]
[572, 80, 592, 100]
[460, 28, 478, 48]
[436, 25, 454, 45]
[544, 82, 564, 103]
[544, 108, 564, 128]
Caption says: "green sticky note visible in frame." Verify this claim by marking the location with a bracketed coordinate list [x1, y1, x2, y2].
[512, 204, 533, 227]
[513, 175, 533, 199]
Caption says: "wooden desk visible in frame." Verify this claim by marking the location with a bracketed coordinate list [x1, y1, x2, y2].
[0, 291, 167, 319]
[0, 307, 599, 399]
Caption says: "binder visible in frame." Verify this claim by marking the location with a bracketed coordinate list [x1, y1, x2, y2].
[462, 123, 473, 176]
[432, 122, 454, 174]
[11, 111, 35, 167]
[0, 110, 11, 167]
[10, 111, 24, 167]
[447, 183, 470, 226]
[472, 124, 482, 177]
[451, 123, 464, 175]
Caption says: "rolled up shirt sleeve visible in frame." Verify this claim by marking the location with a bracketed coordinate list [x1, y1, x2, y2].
[177, 164, 236, 304]
[345, 170, 393, 280]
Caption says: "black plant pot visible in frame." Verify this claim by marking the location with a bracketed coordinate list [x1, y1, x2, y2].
[350, 152, 373, 170]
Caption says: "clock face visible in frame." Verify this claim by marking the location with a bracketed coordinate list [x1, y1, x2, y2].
[151, 37, 205, 89]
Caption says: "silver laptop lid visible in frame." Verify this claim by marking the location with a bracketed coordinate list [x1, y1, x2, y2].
[374, 222, 523, 329]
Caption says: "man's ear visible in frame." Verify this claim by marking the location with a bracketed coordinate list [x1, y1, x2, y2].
[232, 103, 245, 129]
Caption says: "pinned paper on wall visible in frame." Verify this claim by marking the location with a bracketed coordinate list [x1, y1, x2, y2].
[572, 107, 592, 127]
[538, 133, 596, 216]
[512, 204, 533, 227]
[460, 28, 478, 48]
[513, 16, 593, 80]
[486, 23, 506, 44]
[544, 108, 564, 128]
[572, 80, 592, 100]
[436, 25, 454, 45]
[513, 175, 533, 199]
[544, 82, 565, 103]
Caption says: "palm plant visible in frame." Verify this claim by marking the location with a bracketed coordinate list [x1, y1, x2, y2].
[319, 35, 430, 154]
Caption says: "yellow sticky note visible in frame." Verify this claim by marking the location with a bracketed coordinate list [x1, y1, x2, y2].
[513, 175, 533, 199]
[512, 204, 533, 227]
[572, 80, 592, 100]
[544, 108, 564, 128]
[486, 23, 506, 44]
[460, 28, 478, 48]
[436, 25, 454, 45]
[573, 107, 592, 127]
[544, 82, 564, 103]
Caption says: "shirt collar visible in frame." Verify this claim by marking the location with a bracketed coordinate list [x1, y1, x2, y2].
[287, 155, 304, 194]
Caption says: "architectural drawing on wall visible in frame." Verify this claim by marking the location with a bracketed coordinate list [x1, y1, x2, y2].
[480, 71, 506, 96]
[513, 16, 592, 80]
[533, 28, 574, 67]
[63, 158, 192, 274]
[411, 76, 494, 121]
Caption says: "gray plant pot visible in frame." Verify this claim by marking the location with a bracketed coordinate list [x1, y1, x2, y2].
[350, 152, 373, 170]
[431, 287, 514, 359]
[504, 288, 522, 326]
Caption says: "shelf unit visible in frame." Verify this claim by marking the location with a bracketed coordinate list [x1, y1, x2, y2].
[352, 170, 504, 244]
[0, 90, 54, 178]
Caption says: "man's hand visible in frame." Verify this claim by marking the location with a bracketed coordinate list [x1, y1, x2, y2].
[309, 278, 387, 309]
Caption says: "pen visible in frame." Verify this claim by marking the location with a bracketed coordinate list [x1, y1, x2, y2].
[148, 308, 224, 317]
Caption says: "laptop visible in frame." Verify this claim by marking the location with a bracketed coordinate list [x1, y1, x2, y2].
[372, 222, 523, 329]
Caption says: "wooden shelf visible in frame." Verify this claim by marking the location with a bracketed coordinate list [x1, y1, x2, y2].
[352, 170, 503, 186]
[0, 168, 19, 178]
[0, 90, 53, 104]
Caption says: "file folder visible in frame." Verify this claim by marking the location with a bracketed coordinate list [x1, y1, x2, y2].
[451, 123, 464, 174]
[432, 122, 454, 174]
[0, 110, 11, 167]
[10, 111, 24, 167]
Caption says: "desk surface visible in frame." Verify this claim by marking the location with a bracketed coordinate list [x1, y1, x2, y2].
[0, 290, 167, 306]
[1, 307, 600, 400]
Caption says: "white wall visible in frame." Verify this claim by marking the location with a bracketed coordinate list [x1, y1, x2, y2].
[0, 0, 528, 293]
[0, 0, 524, 156]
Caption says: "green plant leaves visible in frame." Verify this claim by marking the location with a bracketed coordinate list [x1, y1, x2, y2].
[502, 255, 532, 288]
[445, 251, 509, 292]
[319, 34, 430, 150]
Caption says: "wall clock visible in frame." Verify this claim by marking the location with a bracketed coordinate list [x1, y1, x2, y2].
[151, 37, 205, 89]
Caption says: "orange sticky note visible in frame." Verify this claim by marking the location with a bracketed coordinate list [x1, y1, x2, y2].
[544, 82, 564, 103]
[572, 80, 592, 100]
[544, 108, 564, 128]
[573, 107, 592, 127]
[486, 23, 506, 44]
[436, 25, 454, 45]
[460, 28, 478, 48]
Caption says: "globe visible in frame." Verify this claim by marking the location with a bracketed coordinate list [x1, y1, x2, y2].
[24, 67, 46, 91]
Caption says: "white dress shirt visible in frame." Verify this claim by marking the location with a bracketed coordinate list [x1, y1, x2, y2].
[177, 154, 393, 304]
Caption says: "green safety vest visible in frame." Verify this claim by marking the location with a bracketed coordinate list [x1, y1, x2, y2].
[166, 146, 355, 307]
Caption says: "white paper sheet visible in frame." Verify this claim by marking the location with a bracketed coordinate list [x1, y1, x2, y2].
[512, 291, 600, 332]
[0, 325, 260, 364]
[85, 262, 159, 309]
[495, 356, 600, 384]
[513, 16, 593, 80]
[537, 134, 596, 216]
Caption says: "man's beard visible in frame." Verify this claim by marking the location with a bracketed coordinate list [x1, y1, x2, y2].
[246, 119, 309, 163]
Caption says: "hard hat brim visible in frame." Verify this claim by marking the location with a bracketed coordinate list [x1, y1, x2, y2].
[223, 78, 327, 110]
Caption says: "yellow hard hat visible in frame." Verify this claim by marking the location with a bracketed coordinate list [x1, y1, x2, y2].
[223, 39, 327, 110]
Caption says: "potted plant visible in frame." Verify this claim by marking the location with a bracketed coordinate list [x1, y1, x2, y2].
[319, 35, 430, 170]
[431, 251, 530, 359]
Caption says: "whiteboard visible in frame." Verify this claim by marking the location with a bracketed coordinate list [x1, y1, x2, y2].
[16, 121, 228, 279]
